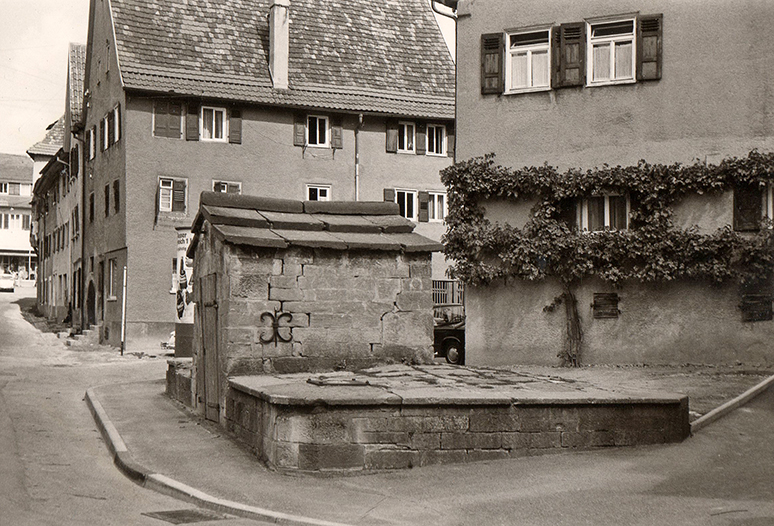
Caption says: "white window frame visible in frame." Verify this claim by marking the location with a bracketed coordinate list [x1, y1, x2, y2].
[107, 258, 117, 300]
[306, 184, 331, 201]
[212, 180, 242, 194]
[762, 184, 774, 224]
[505, 27, 552, 94]
[426, 124, 447, 156]
[578, 195, 630, 232]
[88, 127, 96, 159]
[200, 106, 228, 142]
[0, 183, 7, 194]
[112, 104, 121, 144]
[397, 122, 415, 153]
[429, 192, 447, 222]
[101, 115, 109, 150]
[306, 115, 329, 147]
[586, 17, 636, 86]
[395, 189, 418, 221]
[158, 178, 174, 212]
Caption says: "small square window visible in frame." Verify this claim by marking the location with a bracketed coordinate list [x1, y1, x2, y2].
[307, 115, 329, 147]
[429, 192, 446, 222]
[593, 293, 620, 319]
[307, 185, 331, 201]
[587, 19, 635, 85]
[212, 181, 242, 194]
[398, 122, 415, 153]
[740, 294, 773, 322]
[506, 29, 551, 93]
[426, 125, 446, 156]
[201, 106, 227, 141]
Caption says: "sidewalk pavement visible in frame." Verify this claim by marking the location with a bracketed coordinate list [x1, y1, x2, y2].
[86, 373, 774, 526]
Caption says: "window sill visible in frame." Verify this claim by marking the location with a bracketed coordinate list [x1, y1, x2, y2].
[426, 152, 447, 158]
[306, 144, 331, 149]
[397, 150, 416, 155]
[586, 78, 636, 88]
[200, 137, 228, 143]
[505, 86, 551, 95]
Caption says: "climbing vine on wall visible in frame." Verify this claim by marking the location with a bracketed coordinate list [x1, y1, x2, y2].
[440, 151, 774, 365]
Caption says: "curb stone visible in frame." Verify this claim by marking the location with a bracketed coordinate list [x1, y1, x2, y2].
[85, 388, 351, 526]
[690, 374, 774, 433]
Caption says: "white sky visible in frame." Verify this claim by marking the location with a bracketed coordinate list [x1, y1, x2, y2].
[0, 0, 454, 157]
[0, 0, 90, 156]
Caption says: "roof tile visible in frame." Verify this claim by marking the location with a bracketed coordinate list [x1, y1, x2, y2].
[26, 116, 65, 157]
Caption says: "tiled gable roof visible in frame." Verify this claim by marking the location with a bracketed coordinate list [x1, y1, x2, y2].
[26, 116, 65, 158]
[0, 153, 32, 184]
[69, 43, 87, 123]
[189, 192, 443, 256]
[111, 0, 455, 119]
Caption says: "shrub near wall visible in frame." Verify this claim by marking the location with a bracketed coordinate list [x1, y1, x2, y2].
[442, 152, 774, 365]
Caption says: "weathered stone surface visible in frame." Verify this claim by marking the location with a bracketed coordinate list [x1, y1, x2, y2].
[382, 311, 433, 349]
[298, 443, 365, 470]
[395, 290, 433, 311]
[269, 287, 304, 302]
[501, 431, 562, 450]
[561, 430, 617, 448]
[269, 275, 298, 289]
[229, 273, 269, 299]
[365, 448, 419, 470]
[441, 432, 502, 450]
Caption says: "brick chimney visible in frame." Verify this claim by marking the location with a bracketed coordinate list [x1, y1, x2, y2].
[269, 0, 290, 90]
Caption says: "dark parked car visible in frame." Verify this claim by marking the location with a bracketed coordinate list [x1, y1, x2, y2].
[433, 305, 465, 365]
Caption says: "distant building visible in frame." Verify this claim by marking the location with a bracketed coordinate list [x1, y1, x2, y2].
[0, 153, 35, 277]
[26, 117, 64, 187]
[32, 44, 87, 323]
[79, 0, 456, 348]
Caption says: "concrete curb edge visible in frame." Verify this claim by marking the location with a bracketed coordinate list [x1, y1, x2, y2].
[691, 374, 774, 433]
[84, 388, 352, 526]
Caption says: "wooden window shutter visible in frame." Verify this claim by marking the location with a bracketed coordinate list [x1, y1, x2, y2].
[637, 14, 663, 81]
[186, 103, 199, 141]
[154, 100, 169, 137]
[383, 188, 395, 202]
[172, 179, 186, 212]
[330, 117, 343, 149]
[293, 114, 306, 146]
[734, 185, 763, 231]
[593, 293, 620, 319]
[107, 110, 115, 146]
[385, 120, 398, 153]
[446, 123, 455, 158]
[85, 130, 91, 159]
[481, 33, 504, 95]
[229, 109, 242, 144]
[227, 183, 240, 194]
[168, 102, 182, 138]
[553, 22, 585, 88]
[100, 119, 106, 150]
[557, 199, 578, 230]
[415, 123, 427, 155]
[418, 191, 430, 222]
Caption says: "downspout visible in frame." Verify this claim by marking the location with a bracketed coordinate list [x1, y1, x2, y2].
[354, 113, 364, 201]
[430, 0, 457, 19]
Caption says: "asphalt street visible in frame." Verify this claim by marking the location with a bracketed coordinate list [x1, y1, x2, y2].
[0, 286, 267, 525]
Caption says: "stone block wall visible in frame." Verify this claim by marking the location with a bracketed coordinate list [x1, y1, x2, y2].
[166, 358, 193, 408]
[225, 386, 689, 471]
[221, 245, 435, 378]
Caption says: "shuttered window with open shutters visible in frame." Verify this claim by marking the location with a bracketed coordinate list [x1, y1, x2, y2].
[229, 109, 242, 144]
[186, 103, 199, 141]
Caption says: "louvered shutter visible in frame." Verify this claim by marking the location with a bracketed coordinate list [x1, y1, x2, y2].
[154, 101, 169, 137]
[415, 123, 426, 155]
[172, 179, 187, 212]
[734, 185, 763, 231]
[481, 33, 504, 95]
[229, 109, 242, 144]
[385, 120, 398, 153]
[418, 191, 430, 222]
[100, 119, 106, 150]
[554, 23, 585, 88]
[383, 188, 395, 202]
[85, 130, 91, 159]
[107, 110, 115, 146]
[637, 14, 663, 81]
[168, 102, 182, 138]
[446, 123, 455, 158]
[186, 103, 199, 141]
[291, 114, 305, 146]
[330, 117, 343, 149]
[227, 183, 240, 194]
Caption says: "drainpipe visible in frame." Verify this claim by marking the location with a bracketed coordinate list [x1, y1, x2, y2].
[354, 113, 364, 201]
